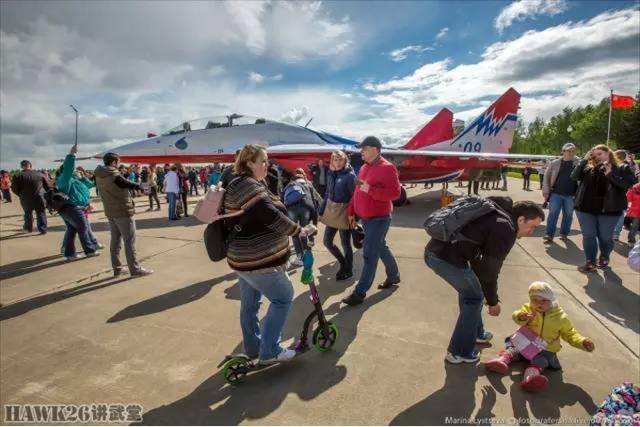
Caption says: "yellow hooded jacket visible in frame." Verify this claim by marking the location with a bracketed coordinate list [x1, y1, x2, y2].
[512, 303, 586, 353]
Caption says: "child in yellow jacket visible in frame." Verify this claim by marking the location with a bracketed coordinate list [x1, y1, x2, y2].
[484, 281, 595, 392]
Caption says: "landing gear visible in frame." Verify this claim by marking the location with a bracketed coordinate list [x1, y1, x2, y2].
[393, 187, 407, 207]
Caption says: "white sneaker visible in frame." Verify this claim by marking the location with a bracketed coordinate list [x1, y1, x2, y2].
[95, 242, 105, 250]
[65, 254, 81, 261]
[85, 251, 101, 258]
[476, 330, 493, 344]
[445, 351, 480, 364]
[259, 348, 296, 365]
[291, 257, 304, 267]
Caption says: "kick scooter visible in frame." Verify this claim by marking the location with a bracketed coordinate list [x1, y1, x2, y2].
[218, 249, 338, 384]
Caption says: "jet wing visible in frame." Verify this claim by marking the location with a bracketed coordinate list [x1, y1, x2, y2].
[380, 148, 557, 161]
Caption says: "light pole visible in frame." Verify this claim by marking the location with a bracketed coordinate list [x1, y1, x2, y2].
[69, 104, 78, 145]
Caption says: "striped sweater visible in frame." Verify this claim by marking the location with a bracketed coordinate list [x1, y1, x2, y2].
[224, 176, 301, 271]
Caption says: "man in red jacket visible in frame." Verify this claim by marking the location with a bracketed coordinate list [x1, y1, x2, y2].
[342, 136, 401, 306]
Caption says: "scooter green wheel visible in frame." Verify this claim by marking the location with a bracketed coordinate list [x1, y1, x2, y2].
[313, 322, 338, 352]
[223, 357, 250, 384]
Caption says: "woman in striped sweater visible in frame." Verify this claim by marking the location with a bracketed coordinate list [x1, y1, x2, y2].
[224, 144, 316, 365]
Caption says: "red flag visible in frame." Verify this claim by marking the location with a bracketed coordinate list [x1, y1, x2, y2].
[147, 132, 157, 138]
[611, 94, 635, 110]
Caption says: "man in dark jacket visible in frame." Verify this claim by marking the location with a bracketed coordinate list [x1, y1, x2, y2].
[310, 159, 329, 197]
[425, 197, 544, 364]
[95, 153, 153, 277]
[11, 160, 50, 234]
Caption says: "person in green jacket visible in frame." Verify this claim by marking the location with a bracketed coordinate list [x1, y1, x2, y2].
[56, 143, 100, 261]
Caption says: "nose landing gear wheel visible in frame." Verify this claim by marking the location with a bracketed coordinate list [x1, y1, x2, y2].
[223, 356, 251, 384]
[313, 323, 338, 352]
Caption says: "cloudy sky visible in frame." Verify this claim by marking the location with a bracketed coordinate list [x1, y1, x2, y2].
[1, 0, 638, 170]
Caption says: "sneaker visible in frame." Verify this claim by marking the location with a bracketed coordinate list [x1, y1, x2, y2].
[597, 257, 610, 269]
[341, 292, 365, 306]
[336, 271, 353, 281]
[65, 254, 81, 261]
[114, 268, 126, 278]
[131, 267, 154, 276]
[476, 330, 493, 344]
[85, 251, 101, 258]
[378, 276, 401, 289]
[445, 351, 480, 364]
[290, 257, 304, 268]
[542, 235, 553, 243]
[578, 262, 598, 273]
[95, 242, 105, 250]
[259, 348, 296, 365]
[559, 234, 568, 241]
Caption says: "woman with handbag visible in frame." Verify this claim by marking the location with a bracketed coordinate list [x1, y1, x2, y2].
[320, 150, 357, 280]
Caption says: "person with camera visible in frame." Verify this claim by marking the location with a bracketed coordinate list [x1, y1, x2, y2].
[571, 144, 633, 272]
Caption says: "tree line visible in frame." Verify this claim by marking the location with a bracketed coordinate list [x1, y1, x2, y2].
[510, 93, 640, 155]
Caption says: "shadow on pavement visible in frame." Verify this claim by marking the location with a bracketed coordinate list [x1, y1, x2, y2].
[46, 215, 204, 233]
[107, 272, 237, 323]
[544, 237, 584, 265]
[0, 276, 132, 321]
[390, 363, 486, 425]
[0, 254, 65, 280]
[136, 276, 394, 425]
[583, 269, 640, 336]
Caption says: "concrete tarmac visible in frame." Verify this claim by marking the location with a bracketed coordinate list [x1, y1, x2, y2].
[1, 178, 638, 425]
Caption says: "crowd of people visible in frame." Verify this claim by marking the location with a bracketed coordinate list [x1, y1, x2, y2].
[4, 138, 639, 393]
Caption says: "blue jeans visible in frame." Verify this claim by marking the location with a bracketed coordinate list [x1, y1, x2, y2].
[545, 193, 574, 237]
[167, 192, 178, 219]
[355, 215, 399, 297]
[20, 200, 47, 233]
[237, 268, 294, 360]
[59, 205, 97, 257]
[286, 204, 311, 258]
[425, 251, 484, 358]
[614, 211, 626, 238]
[575, 211, 619, 263]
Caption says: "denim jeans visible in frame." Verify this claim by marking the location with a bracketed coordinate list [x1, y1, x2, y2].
[628, 218, 639, 243]
[575, 211, 619, 263]
[167, 192, 178, 219]
[613, 211, 626, 238]
[286, 204, 311, 258]
[545, 193, 574, 237]
[236, 268, 294, 360]
[323, 226, 353, 273]
[425, 251, 485, 358]
[20, 200, 47, 233]
[354, 215, 399, 296]
[59, 205, 97, 257]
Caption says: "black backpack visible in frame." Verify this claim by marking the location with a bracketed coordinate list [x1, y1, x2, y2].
[43, 189, 70, 213]
[423, 196, 511, 244]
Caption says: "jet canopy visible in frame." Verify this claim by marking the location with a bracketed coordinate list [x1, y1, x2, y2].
[162, 114, 270, 136]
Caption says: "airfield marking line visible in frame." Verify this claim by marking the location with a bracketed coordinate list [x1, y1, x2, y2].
[515, 240, 639, 359]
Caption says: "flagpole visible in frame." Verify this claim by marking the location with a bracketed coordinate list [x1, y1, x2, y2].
[607, 89, 612, 146]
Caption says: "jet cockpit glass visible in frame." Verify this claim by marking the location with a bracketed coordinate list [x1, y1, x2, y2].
[161, 115, 269, 135]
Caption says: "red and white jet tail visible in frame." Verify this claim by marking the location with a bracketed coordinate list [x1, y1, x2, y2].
[402, 108, 454, 150]
[428, 87, 521, 154]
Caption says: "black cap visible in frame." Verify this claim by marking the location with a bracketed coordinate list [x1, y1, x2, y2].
[357, 136, 382, 150]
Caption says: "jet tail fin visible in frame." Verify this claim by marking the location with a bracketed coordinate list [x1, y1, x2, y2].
[403, 108, 453, 150]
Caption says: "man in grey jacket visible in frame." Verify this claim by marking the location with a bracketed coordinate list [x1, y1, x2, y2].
[542, 143, 580, 243]
[95, 153, 153, 277]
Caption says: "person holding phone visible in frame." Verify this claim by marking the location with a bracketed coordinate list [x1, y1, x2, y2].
[342, 136, 401, 306]
[571, 144, 633, 272]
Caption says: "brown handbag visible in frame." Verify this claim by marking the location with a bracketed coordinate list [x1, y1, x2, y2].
[320, 200, 350, 230]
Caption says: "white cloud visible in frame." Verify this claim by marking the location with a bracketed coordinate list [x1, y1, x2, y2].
[495, 0, 568, 33]
[364, 7, 639, 124]
[435, 27, 448, 40]
[388, 45, 434, 62]
[248, 72, 284, 84]
[280, 106, 310, 124]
